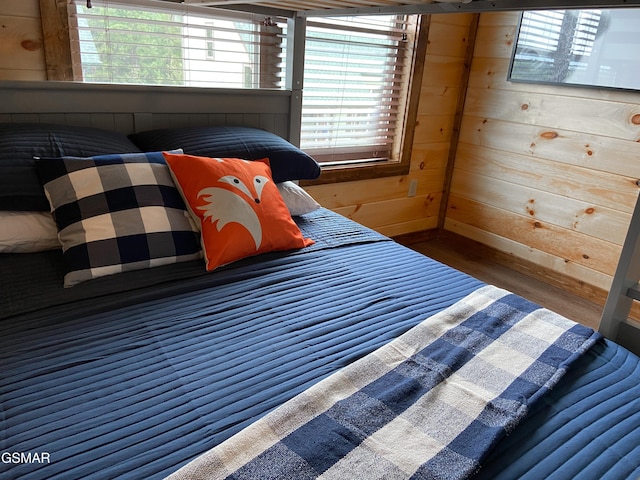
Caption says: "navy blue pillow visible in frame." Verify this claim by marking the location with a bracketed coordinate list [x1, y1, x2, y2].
[129, 126, 321, 183]
[0, 123, 141, 211]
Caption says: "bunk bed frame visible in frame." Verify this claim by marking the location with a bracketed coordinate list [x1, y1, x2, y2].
[0, 82, 292, 139]
[600, 192, 640, 356]
[174, 0, 640, 16]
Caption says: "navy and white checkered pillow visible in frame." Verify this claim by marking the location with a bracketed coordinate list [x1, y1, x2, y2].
[37, 151, 202, 287]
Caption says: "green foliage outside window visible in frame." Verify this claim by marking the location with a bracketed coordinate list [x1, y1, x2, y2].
[79, 6, 184, 85]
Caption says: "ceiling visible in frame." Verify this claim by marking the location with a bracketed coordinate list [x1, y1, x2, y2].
[176, 0, 640, 16]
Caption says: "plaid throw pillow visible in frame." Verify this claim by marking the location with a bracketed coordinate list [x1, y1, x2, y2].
[163, 152, 314, 272]
[36, 151, 202, 287]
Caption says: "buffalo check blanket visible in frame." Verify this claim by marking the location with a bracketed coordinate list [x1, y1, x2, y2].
[167, 285, 601, 480]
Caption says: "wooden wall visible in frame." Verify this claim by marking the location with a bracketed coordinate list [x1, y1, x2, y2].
[447, 11, 640, 297]
[0, 0, 46, 80]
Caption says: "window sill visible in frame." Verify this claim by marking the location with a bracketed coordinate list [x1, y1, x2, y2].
[300, 159, 410, 185]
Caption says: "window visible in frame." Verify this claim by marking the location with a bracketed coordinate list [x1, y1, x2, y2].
[509, 9, 640, 91]
[510, 10, 603, 84]
[300, 15, 423, 175]
[71, 0, 287, 89]
[67, 2, 425, 182]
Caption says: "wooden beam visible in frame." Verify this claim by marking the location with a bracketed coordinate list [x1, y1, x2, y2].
[438, 13, 479, 229]
[38, 0, 73, 81]
[398, 14, 430, 181]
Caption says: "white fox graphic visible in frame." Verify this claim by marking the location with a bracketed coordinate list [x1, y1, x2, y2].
[197, 172, 270, 250]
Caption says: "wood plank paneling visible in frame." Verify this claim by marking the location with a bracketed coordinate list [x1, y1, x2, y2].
[0, 14, 45, 78]
[454, 141, 639, 213]
[0, 0, 43, 78]
[450, 10, 640, 299]
[451, 169, 631, 244]
[464, 87, 640, 140]
[333, 193, 442, 235]
[0, 1, 40, 17]
[311, 168, 442, 204]
[458, 115, 640, 179]
[447, 194, 621, 276]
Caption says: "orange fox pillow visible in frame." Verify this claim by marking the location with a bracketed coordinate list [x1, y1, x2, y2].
[163, 152, 314, 271]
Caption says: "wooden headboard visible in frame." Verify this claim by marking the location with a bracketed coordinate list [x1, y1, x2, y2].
[0, 81, 294, 140]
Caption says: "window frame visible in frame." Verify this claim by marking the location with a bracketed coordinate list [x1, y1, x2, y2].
[301, 14, 428, 186]
[69, 1, 287, 89]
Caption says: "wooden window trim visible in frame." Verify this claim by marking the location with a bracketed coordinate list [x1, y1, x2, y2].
[39, 0, 74, 81]
[300, 15, 430, 186]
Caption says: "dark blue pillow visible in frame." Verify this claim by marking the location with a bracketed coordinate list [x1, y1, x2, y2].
[0, 123, 141, 211]
[129, 126, 321, 183]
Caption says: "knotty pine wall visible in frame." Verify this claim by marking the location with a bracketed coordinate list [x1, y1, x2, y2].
[448, 11, 640, 299]
[0, 1, 46, 80]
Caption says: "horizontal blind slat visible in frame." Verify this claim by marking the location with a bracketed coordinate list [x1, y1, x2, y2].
[300, 14, 413, 164]
[73, 1, 286, 89]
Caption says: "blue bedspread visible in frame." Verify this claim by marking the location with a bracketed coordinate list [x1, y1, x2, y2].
[1, 209, 639, 480]
[168, 286, 600, 480]
[0, 210, 484, 480]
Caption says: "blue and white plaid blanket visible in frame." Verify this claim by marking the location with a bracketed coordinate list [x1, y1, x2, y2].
[167, 285, 600, 480]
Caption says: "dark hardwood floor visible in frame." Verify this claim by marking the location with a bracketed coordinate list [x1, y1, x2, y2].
[396, 231, 603, 331]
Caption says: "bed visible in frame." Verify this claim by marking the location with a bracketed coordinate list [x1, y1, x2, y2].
[1, 122, 639, 480]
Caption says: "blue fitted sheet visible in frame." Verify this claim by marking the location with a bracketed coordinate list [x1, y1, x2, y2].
[1, 209, 639, 480]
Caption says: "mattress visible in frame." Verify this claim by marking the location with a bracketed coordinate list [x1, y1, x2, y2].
[1, 209, 639, 480]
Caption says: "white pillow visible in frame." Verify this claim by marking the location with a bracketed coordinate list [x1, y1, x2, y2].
[277, 181, 320, 216]
[0, 211, 61, 253]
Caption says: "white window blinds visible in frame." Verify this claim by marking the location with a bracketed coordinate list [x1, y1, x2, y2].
[517, 10, 602, 55]
[300, 15, 417, 164]
[512, 9, 604, 83]
[71, 0, 287, 89]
